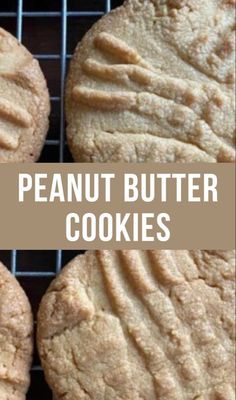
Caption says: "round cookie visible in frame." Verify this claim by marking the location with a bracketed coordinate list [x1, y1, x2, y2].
[66, 0, 235, 163]
[0, 28, 50, 162]
[0, 262, 33, 400]
[37, 250, 235, 400]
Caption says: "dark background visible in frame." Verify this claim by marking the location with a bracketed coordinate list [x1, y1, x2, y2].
[0, 0, 122, 398]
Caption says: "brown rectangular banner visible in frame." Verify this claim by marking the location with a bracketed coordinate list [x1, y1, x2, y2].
[0, 163, 234, 249]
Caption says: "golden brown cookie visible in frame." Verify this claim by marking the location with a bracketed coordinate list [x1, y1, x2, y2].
[66, 0, 235, 163]
[0, 28, 50, 162]
[0, 262, 33, 400]
[37, 250, 235, 400]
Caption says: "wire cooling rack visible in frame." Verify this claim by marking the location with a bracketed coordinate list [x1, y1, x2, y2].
[0, 0, 122, 398]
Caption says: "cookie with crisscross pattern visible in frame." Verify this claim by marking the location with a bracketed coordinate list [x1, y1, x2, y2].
[66, 0, 235, 163]
[37, 250, 235, 400]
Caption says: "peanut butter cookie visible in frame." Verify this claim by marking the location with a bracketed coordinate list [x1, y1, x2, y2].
[0, 28, 50, 162]
[66, 0, 235, 163]
[0, 262, 33, 400]
[37, 250, 235, 400]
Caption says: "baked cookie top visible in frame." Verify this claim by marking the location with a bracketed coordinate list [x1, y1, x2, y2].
[0, 28, 50, 162]
[0, 262, 33, 400]
[66, 0, 235, 163]
[37, 250, 235, 400]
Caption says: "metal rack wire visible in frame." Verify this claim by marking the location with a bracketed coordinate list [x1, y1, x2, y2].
[0, 0, 118, 398]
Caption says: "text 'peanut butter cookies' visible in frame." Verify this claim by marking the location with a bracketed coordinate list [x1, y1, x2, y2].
[0, 28, 50, 162]
[37, 250, 235, 400]
[66, 0, 235, 163]
[0, 262, 33, 400]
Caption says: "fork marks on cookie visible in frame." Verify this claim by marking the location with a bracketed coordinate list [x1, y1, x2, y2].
[0, 97, 32, 151]
[98, 250, 235, 399]
[72, 86, 137, 110]
[0, 98, 32, 128]
[71, 32, 235, 162]
[94, 32, 154, 71]
[0, 129, 19, 150]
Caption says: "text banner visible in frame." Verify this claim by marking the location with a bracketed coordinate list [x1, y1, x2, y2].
[0, 163, 234, 249]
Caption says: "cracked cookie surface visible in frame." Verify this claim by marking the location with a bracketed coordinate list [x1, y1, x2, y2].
[0, 262, 33, 400]
[0, 28, 50, 162]
[66, 0, 235, 163]
[37, 250, 235, 400]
